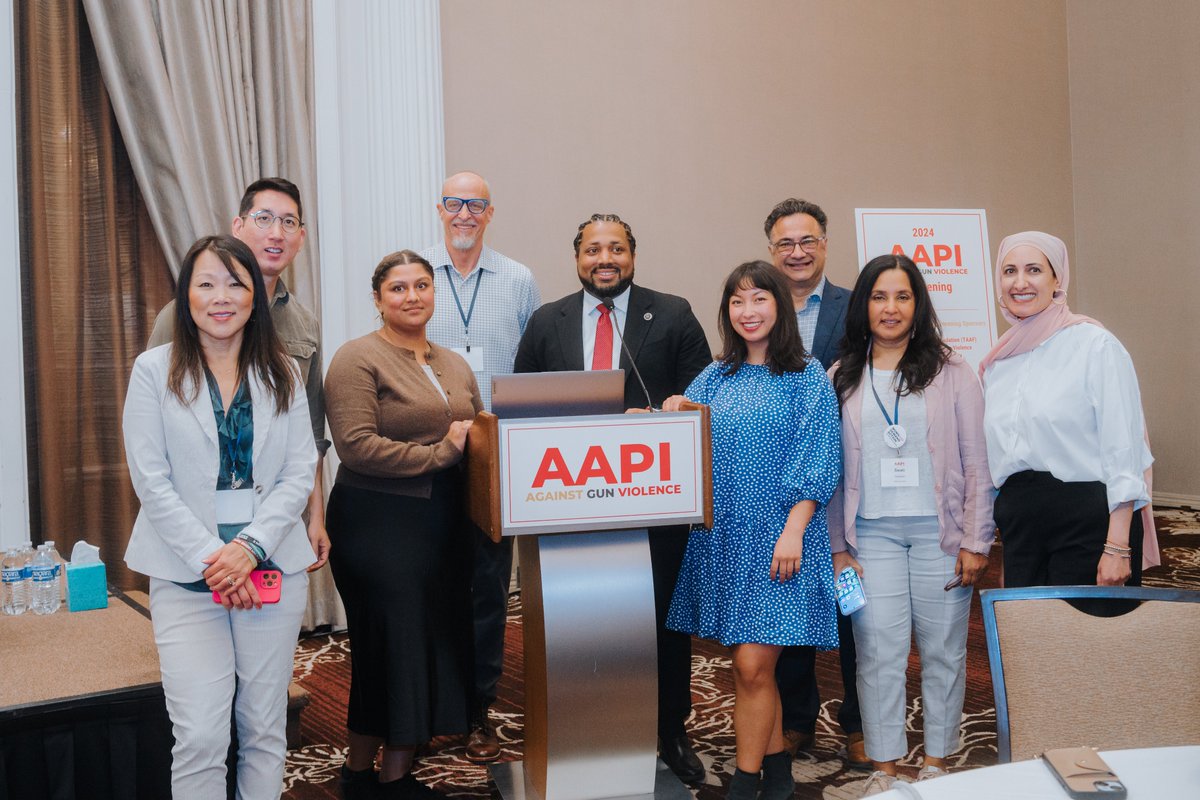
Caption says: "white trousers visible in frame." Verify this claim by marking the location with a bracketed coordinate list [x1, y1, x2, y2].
[850, 516, 971, 762]
[149, 572, 308, 800]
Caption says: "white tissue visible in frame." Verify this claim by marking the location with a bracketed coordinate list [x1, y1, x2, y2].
[70, 540, 102, 564]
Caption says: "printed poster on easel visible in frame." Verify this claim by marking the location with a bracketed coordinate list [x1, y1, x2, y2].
[854, 208, 997, 372]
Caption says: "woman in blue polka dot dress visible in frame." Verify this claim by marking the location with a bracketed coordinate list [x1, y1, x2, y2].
[664, 260, 842, 800]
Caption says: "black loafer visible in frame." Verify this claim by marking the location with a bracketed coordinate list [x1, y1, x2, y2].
[660, 734, 705, 784]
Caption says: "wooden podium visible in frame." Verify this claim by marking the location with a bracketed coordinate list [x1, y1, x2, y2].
[467, 403, 711, 800]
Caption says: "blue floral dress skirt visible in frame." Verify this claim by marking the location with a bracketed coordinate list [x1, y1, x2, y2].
[666, 360, 842, 648]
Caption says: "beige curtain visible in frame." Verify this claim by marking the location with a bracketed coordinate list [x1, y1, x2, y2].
[17, 0, 175, 590]
[77, 0, 341, 627]
[78, 0, 321, 310]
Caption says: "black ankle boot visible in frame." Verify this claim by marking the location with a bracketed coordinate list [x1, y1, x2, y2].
[338, 763, 377, 800]
[760, 751, 795, 800]
[725, 767, 760, 800]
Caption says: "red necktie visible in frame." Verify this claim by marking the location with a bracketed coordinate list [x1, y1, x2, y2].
[592, 303, 613, 370]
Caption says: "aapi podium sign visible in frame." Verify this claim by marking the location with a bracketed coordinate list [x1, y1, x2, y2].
[855, 208, 997, 371]
[498, 412, 706, 536]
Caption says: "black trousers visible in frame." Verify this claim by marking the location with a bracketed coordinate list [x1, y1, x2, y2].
[471, 528, 514, 710]
[996, 470, 1143, 589]
[651, 524, 694, 739]
[776, 610, 862, 735]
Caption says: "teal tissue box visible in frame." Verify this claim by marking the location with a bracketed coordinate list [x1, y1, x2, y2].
[66, 562, 108, 612]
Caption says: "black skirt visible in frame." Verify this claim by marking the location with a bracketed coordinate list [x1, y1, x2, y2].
[327, 472, 474, 744]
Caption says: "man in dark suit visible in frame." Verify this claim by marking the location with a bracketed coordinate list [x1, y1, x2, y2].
[764, 198, 867, 768]
[514, 213, 712, 783]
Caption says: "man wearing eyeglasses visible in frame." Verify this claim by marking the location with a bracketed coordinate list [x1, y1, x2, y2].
[513, 213, 712, 785]
[763, 197, 866, 768]
[419, 171, 541, 764]
[147, 177, 330, 572]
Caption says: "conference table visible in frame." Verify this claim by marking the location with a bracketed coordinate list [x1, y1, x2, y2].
[874, 745, 1200, 799]
[0, 589, 171, 800]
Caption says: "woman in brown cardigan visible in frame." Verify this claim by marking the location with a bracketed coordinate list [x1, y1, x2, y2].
[325, 250, 481, 799]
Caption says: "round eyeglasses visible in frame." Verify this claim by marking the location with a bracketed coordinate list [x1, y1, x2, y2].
[245, 210, 303, 235]
[442, 196, 490, 215]
[770, 236, 826, 255]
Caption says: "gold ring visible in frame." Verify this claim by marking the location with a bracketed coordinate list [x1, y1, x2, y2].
[227, 576, 236, 587]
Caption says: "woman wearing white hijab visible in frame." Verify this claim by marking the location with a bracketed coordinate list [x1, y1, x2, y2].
[979, 231, 1157, 588]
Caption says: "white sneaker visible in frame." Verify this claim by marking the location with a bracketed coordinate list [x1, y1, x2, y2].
[916, 765, 949, 781]
[861, 770, 897, 797]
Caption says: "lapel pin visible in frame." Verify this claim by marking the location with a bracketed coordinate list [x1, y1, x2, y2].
[644, 312, 653, 321]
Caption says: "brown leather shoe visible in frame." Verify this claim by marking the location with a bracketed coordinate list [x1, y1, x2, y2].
[845, 731, 871, 770]
[465, 722, 501, 763]
[782, 728, 815, 757]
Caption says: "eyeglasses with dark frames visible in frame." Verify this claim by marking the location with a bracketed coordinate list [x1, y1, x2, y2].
[442, 196, 490, 215]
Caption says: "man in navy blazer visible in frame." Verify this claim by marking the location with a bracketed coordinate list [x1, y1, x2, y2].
[513, 213, 712, 783]
[764, 198, 867, 768]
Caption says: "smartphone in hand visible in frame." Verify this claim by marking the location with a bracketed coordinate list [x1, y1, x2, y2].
[211, 569, 282, 604]
[835, 566, 866, 615]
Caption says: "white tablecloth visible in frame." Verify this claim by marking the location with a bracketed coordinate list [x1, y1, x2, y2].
[872, 746, 1200, 799]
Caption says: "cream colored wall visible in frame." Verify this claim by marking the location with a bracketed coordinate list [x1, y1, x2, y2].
[439, 1, 1073, 322]
[1067, 1, 1199, 500]
[439, 1, 1195, 497]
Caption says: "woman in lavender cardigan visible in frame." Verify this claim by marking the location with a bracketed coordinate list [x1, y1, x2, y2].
[826, 255, 994, 797]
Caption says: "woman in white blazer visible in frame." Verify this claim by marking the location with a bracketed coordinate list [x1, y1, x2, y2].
[123, 235, 317, 800]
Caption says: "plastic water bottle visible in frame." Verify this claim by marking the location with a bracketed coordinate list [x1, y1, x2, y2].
[2, 548, 28, 615]
[30, 545, 60, 614]
[44, 540, 67, 604]
[19, 540, 33, 581]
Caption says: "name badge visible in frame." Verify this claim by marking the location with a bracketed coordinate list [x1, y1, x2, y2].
[215, 488, 255, 525]
[880, 458, 919, 488]
[452, 346, 485, 373]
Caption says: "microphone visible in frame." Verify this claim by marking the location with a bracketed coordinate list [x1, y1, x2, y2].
[604, 296, 657, 412]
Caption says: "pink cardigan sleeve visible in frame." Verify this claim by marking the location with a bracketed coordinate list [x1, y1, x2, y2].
[946, 357, 996, 554]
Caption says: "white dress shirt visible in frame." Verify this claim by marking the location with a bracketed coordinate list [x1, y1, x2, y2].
[582, 286, 630, 370]
[982, 324, 1152, 512]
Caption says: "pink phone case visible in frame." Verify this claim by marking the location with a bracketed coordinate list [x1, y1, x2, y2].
[212, 569, 282, 604]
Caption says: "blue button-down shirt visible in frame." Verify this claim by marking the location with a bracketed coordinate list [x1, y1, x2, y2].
[796, 275, 827, 354]
[420, 244, 541, 411]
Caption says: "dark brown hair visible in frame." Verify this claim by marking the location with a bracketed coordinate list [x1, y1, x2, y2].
[238, 177, 302, 221]
[716, 261, 808, 376]
[371, 250, 435, 295]
[833, 254, 952, 404]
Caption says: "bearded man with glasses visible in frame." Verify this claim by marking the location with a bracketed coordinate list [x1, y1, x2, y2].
[419, 171, 541, 765]
[148, 177, 331, 574]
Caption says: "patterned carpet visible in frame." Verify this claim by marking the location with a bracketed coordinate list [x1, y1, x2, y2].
[281, 506, 1200, 799]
